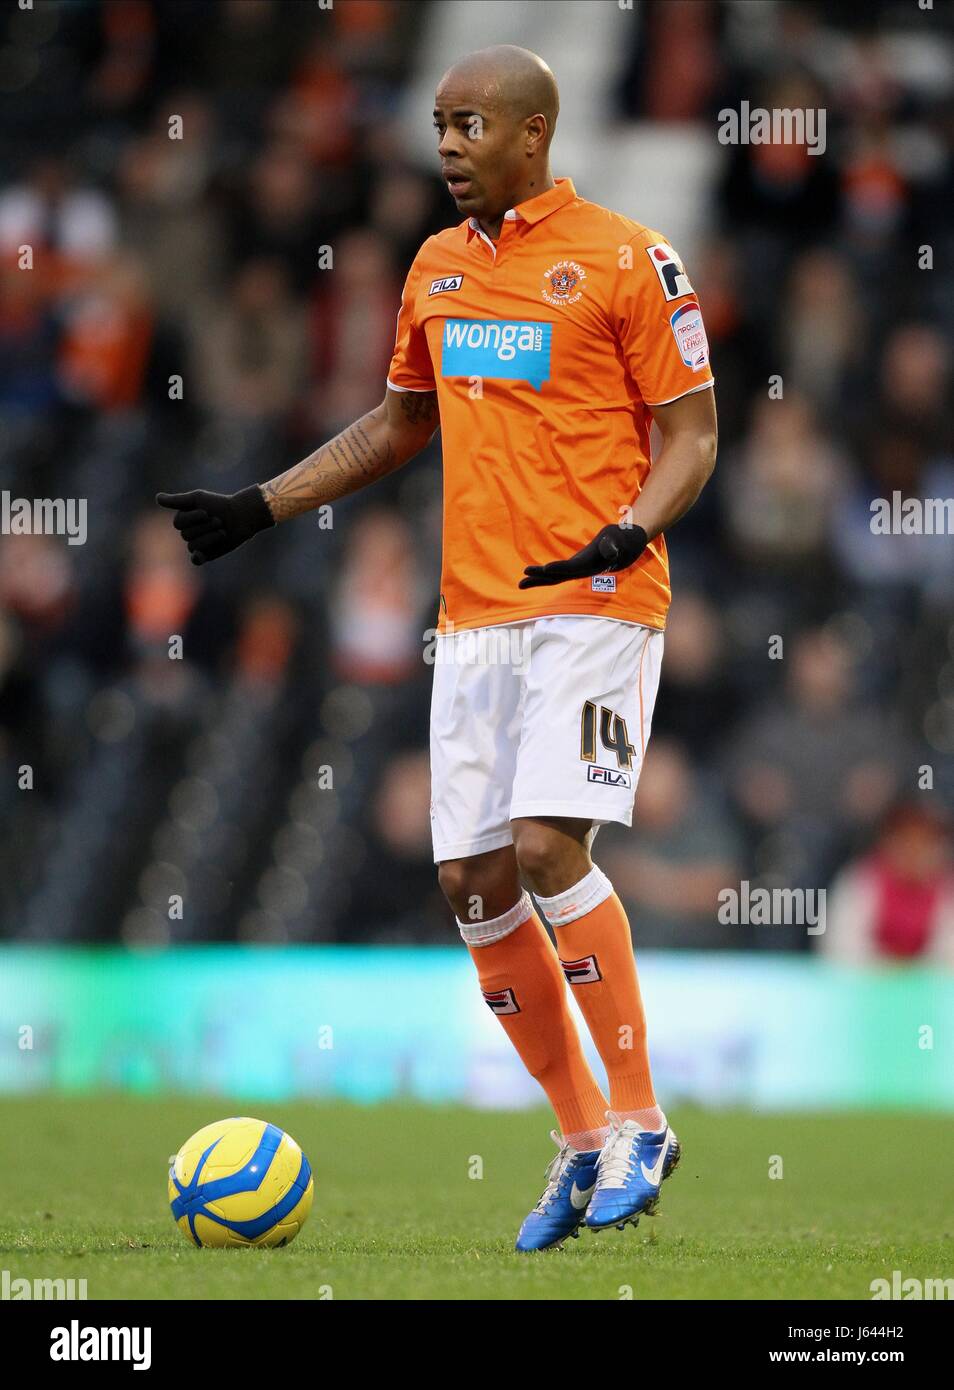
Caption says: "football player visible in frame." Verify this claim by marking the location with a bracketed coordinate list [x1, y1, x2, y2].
[159, 44, 717, 1251]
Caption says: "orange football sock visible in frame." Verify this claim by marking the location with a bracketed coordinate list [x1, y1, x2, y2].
[460, 892, 608, 1148]
[539, 867, 664, 1131]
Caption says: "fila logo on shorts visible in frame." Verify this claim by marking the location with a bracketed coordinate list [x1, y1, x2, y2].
[560, 955, 603, 986]
[587, 765, 632, 788]
[482, 987, 520, 1015]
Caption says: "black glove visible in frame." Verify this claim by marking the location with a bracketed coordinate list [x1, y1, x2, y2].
[519, 523, 649, 589]
[156, 485, 275, 566]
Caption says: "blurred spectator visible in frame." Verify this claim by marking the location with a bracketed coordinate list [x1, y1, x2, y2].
[57, 254, 156, 412]
[272, 35, 359, 168]
[84, 0, 159, 115]
[330, 509, 423, 685]
[123, 512, 201, 656]
[228, 141, 332, 294]
[721, 393, 848, 569]
[780, 250, 863, 413]
[345, 748, 448, 942]
[309, 227, 401, 432]
[831, 417, 954, 601]
[616, 0, 722, 122]
[823, 801, 954, 963]
[727, 627, 908, 886]
[234, 594, 298, 687]
[0, 157, 117, 300]
[720, 73, 840, 247]
[117, 112, 223, 321]
[0, 264, 60, 422]
[653, 590, 738, 762]
[841, 117, 909, 253]
[598, 739, 743, 950]
[192, 257, 308, 422]
[203, 0, 307, 132]
[878, 323, 953, 451]
[0, 534, 75, 640]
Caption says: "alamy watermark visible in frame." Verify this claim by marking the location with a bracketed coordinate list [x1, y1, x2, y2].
[1, 491, 87, 545]
[2, 1268, 88, 1299]
[870, 493, 954, 535]
[718, 101, 826, 156]
[50, 1320, 151, 1369]
[718, 880, 826, 934]
[423, 620, 531, 675]
[870, 1271, 953, 1300]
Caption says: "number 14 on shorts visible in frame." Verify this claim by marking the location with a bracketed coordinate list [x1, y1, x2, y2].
[580, 700, 636, 770]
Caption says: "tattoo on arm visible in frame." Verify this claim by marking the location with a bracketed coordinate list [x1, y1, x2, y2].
[261, 419, 394, 522]
[397, 390, 439, 427]
[260, 392, 438, 523]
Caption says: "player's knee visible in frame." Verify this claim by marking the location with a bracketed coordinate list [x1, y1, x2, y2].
[437, 858, 471, 917]
[438, 859, 495, 921]
[438, 847, 521, 923]
[512, 824, 563, 888]
[513, 820, 593, 894]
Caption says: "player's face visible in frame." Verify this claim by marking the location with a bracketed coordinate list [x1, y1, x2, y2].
[433, 80, 526, 222]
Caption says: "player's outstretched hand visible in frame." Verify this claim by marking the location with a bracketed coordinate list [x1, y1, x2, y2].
[519, 523, 649, 588]
[156, 485, 275, 566]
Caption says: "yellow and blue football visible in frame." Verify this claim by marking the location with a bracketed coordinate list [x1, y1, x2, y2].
[168, 1116, 314, 1248]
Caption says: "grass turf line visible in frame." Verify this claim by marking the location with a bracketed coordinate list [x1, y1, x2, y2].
[1, 1098, 951, 1301]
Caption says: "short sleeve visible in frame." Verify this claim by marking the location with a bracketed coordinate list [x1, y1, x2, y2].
[387, 255, 436, 393]
[613, 233, 714, 406]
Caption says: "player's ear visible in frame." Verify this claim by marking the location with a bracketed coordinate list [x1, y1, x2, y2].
[525, 113, 547, 155]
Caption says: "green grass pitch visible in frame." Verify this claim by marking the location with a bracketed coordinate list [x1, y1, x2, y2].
[1, 1097, 951, 1300]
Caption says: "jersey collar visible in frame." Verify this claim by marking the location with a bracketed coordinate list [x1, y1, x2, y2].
[465, 177, 577, 241]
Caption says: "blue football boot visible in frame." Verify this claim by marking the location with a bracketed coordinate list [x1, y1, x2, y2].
[585, 1112, 681, 1232]
[515, 1130, 600, 1252]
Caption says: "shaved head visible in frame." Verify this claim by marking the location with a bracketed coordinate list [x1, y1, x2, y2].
[433, 46, 559, 233]
[440, 45, 559, 148]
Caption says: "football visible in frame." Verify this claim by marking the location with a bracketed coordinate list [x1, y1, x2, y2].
[168, 1117, 314, 1249]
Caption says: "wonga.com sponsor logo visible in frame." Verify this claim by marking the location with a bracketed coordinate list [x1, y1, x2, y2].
[441, 319, 552, 391]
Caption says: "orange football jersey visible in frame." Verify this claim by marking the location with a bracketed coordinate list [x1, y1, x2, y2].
[387, 177, 714, 633]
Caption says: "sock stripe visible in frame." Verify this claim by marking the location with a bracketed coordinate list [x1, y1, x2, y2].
[536, 866, 613, 928]
[458, 891, 533, 946]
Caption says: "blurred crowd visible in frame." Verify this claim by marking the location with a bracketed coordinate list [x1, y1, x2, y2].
[0, 0, 952, 955]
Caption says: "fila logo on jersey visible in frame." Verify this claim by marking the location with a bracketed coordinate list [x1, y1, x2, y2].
[429, 275, 463, 296]
[591, 574, 616, 592]
[561, 955, 603, 985]
[587, 765, 632, 789]
[482, 987, 520, 1016]
[442, 319, 552, 391]
[669, 300, 709, 371]
[645, 243, 694, 301]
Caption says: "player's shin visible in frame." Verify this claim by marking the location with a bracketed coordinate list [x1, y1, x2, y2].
[460, 892, 608, 1149]
[537, 867, 665, 1132]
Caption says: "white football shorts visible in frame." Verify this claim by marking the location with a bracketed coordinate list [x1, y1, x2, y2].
[429, 615, 664, 863]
